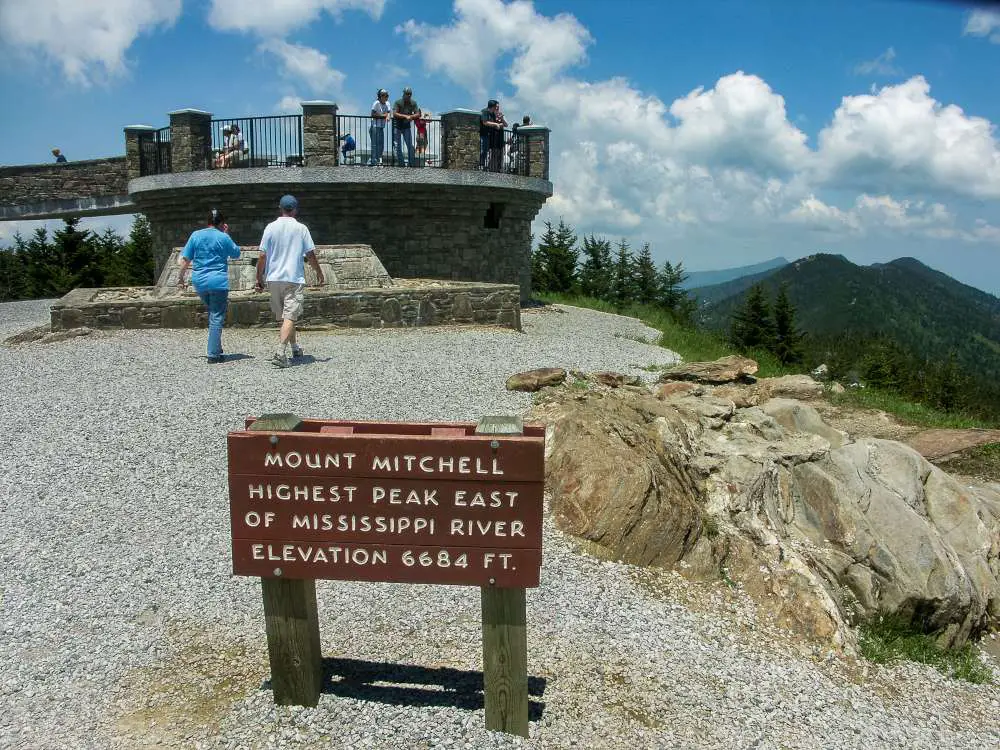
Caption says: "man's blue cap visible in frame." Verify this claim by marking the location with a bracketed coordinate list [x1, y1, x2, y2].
[279, 194, 298, 211]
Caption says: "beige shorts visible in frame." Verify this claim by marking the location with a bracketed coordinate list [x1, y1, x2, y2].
[268, 281, 305, 321]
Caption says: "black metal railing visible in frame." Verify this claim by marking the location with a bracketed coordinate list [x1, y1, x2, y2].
[480, 127, 528, 175]
[139, 126, 171, 176]
[208, 115, 303, 169]
[336, 114, 442, 167]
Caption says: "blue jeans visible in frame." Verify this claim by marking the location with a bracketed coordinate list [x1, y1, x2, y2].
[369, 126, 385, 165]
[393, 126, 415, 167]
[198, 289, 229, 358]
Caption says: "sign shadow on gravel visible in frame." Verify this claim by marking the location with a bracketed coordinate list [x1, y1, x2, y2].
[304, 657, 546, 718]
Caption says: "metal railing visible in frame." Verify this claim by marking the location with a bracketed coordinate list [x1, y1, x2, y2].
[139, 126, 171, 176]
[336, 114, 442, 167]
[481, 127, 528, 175]
[209, 115, 303, 169]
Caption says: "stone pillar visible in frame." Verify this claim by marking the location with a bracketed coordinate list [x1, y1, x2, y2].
[168, 108, 212, 172]
[441, 109, 481, 171]
[123, 125, 155, 180]
[519, 126, 550, 181]
[301, 101, 338, 166]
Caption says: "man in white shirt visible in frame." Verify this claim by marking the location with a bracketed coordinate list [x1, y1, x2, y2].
[254, 194, 326, 368]
[369, 89, 391, 166]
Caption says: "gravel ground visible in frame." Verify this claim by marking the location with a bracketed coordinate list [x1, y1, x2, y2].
[0, 298, 998, 750]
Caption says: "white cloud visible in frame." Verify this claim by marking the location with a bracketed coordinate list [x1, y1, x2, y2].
[0, 0, 181, 85]
[397, 1, 1000, 274]
[208, 0, 385, 37]
[853, 47, 901, 76]
[964, 9, 1000, 43]
[814, 76, 1000, 199]
[397, 0, 590, 97]
[258, 39, 346, 96]
[667, 72, 809, 174]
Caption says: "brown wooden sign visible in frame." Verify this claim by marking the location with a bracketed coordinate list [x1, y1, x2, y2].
[228, 418, 545, 587]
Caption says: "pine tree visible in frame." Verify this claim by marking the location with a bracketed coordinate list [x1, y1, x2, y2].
[730, 284, 776, 351]
[0, 234, 31, 301]
[578, 234, 613, 301]
[53, 217, 100, 291]
[658, 260, 695, 323]
[122, 215, 155, 285]
[633, 243, 659, 304]
[547, 220, 579, 293]
[611, 239, 635, 304]
[772, 283, 805, 364]
[531, 221, 557, 293]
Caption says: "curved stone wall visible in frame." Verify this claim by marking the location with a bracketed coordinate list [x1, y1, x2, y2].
[129, 167, 552, 301]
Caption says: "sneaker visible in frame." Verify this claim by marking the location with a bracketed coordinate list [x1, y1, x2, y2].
[291, 345, 304, 359]
[207, 355, 224, 364]
[270, 352, 289, 369]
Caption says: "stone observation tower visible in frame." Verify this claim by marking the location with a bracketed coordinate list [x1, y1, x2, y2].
[0, 102, 552, 303]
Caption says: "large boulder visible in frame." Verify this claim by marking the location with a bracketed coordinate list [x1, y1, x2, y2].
[505, 367, 567, 392]
[536, 384, 1000, 649]
[658, 355, 758, 384]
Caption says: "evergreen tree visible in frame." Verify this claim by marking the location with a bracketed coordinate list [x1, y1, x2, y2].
[633, 243, 659, 304]
[0, 234, 31, 301]
[531, 220, 578, 294]
[546, 219, 579, 293]
[122, 215, 155, 285]
[658, 260, 695, 324]
[611, 239, 635, 304]
[531, 221, 557, 293]
[730, 284, 776, 351]
[772, 283, 805, 364]
[578, 234, 613, 301]
[52, 217, 100, 291]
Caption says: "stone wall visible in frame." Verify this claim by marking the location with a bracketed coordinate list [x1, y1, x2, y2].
[129, 168, 550, 301]
[50, 281, 521, 331]
[0, 158, 128, 206]
[441, 110, 481, 171]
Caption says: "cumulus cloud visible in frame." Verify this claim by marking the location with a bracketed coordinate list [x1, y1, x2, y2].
[0, 0, 181, 85]
[208, 0, 385, 37]
[259, 39, 346, 96]
[853, 47, 901, 76]
[397, 0, 590, 96]
[398, 1, 1000, 262]
[963, 9, 1000, 43]
[814, 76, 1000, 199]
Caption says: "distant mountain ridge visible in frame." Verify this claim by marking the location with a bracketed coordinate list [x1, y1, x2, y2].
[697, 253, 1000, 384]
[682, 257, 789, 290]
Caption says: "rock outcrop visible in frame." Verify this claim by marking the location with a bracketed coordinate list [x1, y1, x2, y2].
[533, 362, 1000, 650]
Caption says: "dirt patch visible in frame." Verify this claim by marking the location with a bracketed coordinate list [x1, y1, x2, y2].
[904, 429, 1000, 461]
[112, 621, 267, 747]
[798, 397, 922, 443]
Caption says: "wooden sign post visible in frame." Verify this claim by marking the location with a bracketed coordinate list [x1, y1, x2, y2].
[228, 414, 545, 736]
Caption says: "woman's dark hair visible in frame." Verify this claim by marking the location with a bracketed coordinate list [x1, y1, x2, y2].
[210, 208, 225, 227]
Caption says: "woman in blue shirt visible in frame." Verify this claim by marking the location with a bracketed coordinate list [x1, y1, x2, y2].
[176, 209, 242, 363]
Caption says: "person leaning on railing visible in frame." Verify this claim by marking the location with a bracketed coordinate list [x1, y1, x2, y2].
[479, 99, 507, 172]
[369, 89, 391, 166]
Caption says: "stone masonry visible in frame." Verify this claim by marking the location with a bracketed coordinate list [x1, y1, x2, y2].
[302, 101, 339, 167]
[50, 281, 521, 332]
[168, 109, 212, 172]
[440, 110, 481, 171]
[0, 158, 127, 206]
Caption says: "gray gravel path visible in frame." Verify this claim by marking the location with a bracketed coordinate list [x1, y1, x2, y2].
[0, 299, 997, 750]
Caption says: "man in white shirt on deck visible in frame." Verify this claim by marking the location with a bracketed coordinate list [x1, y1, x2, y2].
[254, 194, 325, 368]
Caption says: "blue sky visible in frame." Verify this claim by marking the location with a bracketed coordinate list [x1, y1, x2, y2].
[1, 0, 999, 294]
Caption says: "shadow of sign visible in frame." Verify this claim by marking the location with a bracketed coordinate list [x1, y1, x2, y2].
[261, 657, 546, 719]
